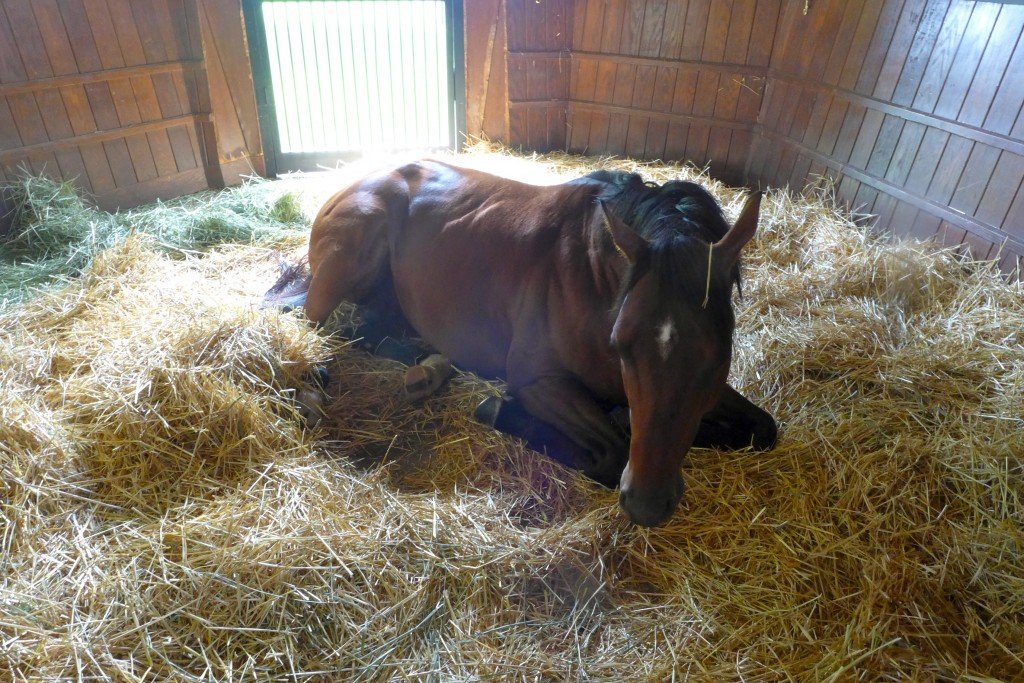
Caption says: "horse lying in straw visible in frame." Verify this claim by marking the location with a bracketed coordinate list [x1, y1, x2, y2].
[266, 160, 777, 526]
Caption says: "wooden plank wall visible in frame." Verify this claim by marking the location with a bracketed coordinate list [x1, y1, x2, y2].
[0, 0, 261, 227]
[748, 0, 1024, 273]
[566, 0, 781, 184]
[196, 0, 264, 184]
[464, 0, 509, 142]
[505, 0, 573, 151]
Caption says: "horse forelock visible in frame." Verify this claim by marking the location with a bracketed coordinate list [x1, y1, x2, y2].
[588, 171, 742, 308]
[587, 170, 728, 243]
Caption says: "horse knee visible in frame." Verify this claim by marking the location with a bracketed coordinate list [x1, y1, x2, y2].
[473, 395, 626, 487]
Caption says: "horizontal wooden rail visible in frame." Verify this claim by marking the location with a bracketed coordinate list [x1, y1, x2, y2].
[508, 99, 568, 107]
[0, 60, 205, 97]
[568, 101, 755, 131]
[570, 51, 769, 78]
[509, 50, 770, 79]
[0, 114, 212, 163]
[767, 71, 1024, 159]
[759, 129, 1024, 255]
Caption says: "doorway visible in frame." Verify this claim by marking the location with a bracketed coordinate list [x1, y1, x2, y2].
[243, 0, 465, 175]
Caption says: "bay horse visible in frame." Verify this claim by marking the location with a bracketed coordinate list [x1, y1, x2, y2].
[267, 160, 777, 527]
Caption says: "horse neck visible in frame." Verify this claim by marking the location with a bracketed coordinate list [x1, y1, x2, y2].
[581, 200, 632, 307]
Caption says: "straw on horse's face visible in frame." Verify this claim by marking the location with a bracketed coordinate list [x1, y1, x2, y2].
[605, 194, 762, 526]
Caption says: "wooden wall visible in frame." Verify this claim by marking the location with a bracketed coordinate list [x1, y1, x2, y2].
[749, 0, 1024, 272]
[505, 0, 573, 152]
[6, 1, 1022, 271]
[567, 0, 781, 185]
[464, 0, 509, 143]
[0, 0, 261, 225]
[481, 0, 1024, 273]
[195, 0, 264, 184]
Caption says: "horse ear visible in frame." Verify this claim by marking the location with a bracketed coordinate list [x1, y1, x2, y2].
[713, 190, 762, 266]
[599, 200, 647, 262]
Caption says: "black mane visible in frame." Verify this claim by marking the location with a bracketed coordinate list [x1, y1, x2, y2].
[581, 169, 730, 245]
[574, 170, 742, 305]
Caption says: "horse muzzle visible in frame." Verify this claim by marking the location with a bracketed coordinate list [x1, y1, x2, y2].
[618, 468, 684, 527]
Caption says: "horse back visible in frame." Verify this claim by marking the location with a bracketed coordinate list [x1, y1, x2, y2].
[307, 159, 613, 381]
[406, 161, 605, 372]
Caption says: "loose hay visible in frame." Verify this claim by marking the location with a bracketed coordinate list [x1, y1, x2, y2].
[0, 173, 307, 305]
[1, 143, 1023, 681]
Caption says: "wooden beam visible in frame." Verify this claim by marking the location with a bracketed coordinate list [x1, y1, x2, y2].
[0, 60, 204, 97]
[0, 114, 212, 163]
[568, 101, 755, 131]
[758, 129, 1024, 256]
[768, 72, 1024, 159]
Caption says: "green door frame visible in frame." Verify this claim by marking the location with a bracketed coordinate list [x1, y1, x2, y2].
[242, 0, 465, 177]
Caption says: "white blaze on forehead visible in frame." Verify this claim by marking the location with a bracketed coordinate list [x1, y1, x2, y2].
[657, 316, 676, 361]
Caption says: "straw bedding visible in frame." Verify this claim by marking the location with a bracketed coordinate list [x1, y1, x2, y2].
[1, 145, 1022, 681]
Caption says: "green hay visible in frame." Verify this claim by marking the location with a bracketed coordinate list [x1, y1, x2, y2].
[0, 174, 308, 306]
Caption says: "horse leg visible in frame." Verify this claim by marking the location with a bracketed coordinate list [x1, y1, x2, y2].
[304, 232, 389, 327]
[508, 375, 630, 487]
[293, 367, 330, 428]
[294, 210, 393, 426]
[693, 385, 777, 451]
[474, 393, 608, 479]
[307, 247, 450, 402]
[339, 280, 451, 401]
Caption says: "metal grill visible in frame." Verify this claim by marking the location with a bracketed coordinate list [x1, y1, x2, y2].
[244, 0, 463, 175]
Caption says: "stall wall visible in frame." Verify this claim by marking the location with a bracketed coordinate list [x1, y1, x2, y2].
[465, 0, 509, 143]
[0, 0, 261, 227]
[750, 0, 1024, 272]
[506, 0, 574, 152]
[568, 0, 781, 185]
[6, 1, 1023, 273]
[479, 0, 1024, 273]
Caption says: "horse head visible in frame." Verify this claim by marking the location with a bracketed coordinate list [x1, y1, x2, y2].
[603, 191, 762, 526]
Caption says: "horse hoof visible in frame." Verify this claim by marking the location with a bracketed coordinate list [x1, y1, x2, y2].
[473, 395, 504, 427]
[404, 354, 452, 401]
[752, 416, 778, 451]
[582, 449, 628, 489]
[295, 388, 325, 428]
[312, 366, 331, 389]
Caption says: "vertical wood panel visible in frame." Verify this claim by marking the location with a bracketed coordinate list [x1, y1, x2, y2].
[32, 0, 81, 76]
[0, 97, 22, 148]
[889, 0, 949, 106]
[80, 0, 126, 70]
[871, 0, 925, 101]
[957, 6, 1024, 127]
[568, 0, 780, 176]
[5, 0, 56, 81]
[911, 1, 972, 113]
[465, 0, 508, 142]
[931, 3, 999, 120]
[0, 0, 256, 209]
[749, 0, 1024, 273]
[0, 7, 29, 83]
